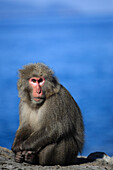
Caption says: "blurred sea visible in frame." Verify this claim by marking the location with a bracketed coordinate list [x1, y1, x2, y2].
[0, 15, 113, 156]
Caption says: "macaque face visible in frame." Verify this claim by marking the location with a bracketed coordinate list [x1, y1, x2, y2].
[29, 77, 45, 103]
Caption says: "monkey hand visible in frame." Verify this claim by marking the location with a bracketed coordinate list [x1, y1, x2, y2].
[24, 151, 38, 164]
[15, 151, 25, 163]
[20, 141, 42, 153]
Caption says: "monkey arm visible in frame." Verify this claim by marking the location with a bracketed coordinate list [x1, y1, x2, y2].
[12, 127, 32, 153]
[20, 125, 62, 152]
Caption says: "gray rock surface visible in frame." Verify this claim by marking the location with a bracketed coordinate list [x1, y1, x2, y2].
[0, 147, 113, 170]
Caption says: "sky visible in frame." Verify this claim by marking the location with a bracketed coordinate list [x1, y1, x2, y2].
[0, 0, 113, 18]
[0, 0, 113, 156]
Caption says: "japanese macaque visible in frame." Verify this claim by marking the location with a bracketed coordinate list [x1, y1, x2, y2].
[12, 63, 84, 166]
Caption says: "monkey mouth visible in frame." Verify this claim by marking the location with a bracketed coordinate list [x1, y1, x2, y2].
[33, 97, 45, 102]
[34, 98, 40, 102]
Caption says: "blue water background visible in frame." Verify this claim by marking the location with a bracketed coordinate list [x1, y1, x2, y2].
[0, 15, 113, 156]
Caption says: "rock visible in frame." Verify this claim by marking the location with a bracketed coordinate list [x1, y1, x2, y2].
[0, 147, 113, 170]
[87, 152, 111, 162]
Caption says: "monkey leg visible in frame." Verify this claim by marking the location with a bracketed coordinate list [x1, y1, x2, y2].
[38, 138, 78, 166]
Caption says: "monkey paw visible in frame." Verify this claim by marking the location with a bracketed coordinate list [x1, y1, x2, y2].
[24, 151, 38, 164]
[15, 151, 24, 163]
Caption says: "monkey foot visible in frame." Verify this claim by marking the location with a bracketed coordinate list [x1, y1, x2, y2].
[24, 151, 38, 164]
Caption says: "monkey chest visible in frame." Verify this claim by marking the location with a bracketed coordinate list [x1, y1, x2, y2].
[20, 105, 46, 130]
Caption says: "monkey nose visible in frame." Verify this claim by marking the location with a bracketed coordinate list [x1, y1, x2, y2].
[36, 88, 41, 94]
[37, 91, 41, 94]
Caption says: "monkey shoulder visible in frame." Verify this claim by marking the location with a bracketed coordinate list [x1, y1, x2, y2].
[46, 84, 81, 117]
[58, 85, 78, 105]
[58, 85, 82, 119]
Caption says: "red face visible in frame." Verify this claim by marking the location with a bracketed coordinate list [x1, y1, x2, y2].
[29, 77, 45, 102]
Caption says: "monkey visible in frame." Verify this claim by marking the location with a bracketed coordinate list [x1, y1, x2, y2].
[11, 63, 84, 166]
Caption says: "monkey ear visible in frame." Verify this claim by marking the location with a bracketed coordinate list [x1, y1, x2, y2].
[17, 79, 24, 98]
[54, 83, 60, 94]
[17, 79, 29, 101]
[52, 76, 60, 93]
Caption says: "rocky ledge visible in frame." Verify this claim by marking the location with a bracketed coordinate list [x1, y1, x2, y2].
[0, 147, 113, 170]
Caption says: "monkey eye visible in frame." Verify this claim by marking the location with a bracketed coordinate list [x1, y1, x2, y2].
[38, 77, 45, 86]
[38, 78, 43, 83]
[29, 77, 45, 86]
[31, 79, 37, 83]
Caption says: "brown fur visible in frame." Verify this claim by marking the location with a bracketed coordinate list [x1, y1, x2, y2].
[12, 63, 84, 165]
